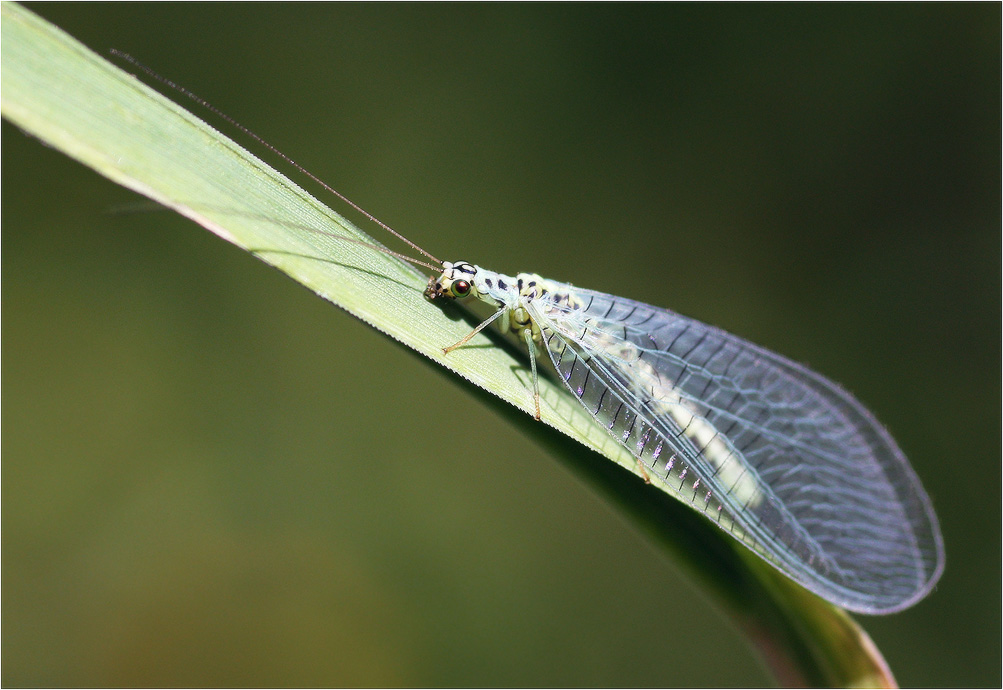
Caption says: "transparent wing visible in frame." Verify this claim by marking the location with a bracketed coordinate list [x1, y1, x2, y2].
[528, 285, 944, 614]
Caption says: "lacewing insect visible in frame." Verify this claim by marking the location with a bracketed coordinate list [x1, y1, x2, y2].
[112, 51, 944, 615]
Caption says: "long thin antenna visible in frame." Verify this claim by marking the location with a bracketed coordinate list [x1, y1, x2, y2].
[110, 50, 442, 267]
[289, 230, 442, 273]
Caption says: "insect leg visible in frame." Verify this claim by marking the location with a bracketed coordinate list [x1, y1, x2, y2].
[635, 457, 652, 484]
[522, 328, 542, 421]
[442, 307, 507, 354]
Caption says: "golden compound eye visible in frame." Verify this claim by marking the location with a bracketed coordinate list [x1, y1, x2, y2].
[450, 280, 471, 298]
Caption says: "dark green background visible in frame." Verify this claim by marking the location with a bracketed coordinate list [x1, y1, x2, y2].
[4, 4, 999, 686]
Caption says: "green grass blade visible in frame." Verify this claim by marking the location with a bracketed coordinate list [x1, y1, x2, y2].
[1, 3, 896, 686]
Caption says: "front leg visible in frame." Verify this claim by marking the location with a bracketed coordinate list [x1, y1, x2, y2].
[442, 307, 508, 354]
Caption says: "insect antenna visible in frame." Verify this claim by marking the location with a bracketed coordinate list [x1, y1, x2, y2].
[285, 230, 442, 273]
[109, 50, 443, 268]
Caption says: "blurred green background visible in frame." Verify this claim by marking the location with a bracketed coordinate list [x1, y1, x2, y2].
[4, 4, 999, 686]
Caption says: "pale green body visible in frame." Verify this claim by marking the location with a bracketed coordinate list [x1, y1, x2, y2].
[423, 259, 943, 615]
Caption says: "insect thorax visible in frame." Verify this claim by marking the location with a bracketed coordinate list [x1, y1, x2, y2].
[477, 269, 582, 306]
